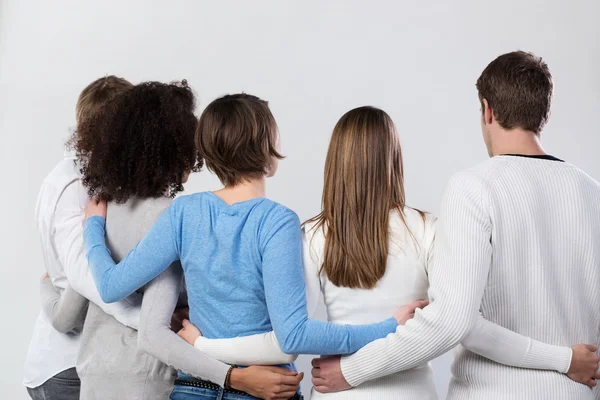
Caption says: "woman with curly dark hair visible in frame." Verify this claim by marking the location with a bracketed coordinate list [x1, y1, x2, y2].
[71, 80, 203, 399]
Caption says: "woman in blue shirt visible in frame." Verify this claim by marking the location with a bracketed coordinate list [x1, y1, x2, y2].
[83, 93, 408, 400]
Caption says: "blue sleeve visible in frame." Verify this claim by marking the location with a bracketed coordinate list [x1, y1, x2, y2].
[83, 209, 179, 303]
[261, 209, 398, 355]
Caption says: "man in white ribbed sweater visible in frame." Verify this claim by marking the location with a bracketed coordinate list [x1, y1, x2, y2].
[312, 51, 600, 399]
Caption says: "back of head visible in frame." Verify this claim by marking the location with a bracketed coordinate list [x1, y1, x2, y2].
[196, 93, 283, 187]
[75, 80, 200, 202]
[476, 51, 553, 134]
[76, 75, 133, 127]
[310, 106, 413, 289]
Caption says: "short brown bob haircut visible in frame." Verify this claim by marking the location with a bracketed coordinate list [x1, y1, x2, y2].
[476, 51, 553, 134]
[196, 93, 283, 187]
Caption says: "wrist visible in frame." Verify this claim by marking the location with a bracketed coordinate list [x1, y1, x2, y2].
[193, 336, 202, 348]
[228, 367, 246, 392]
[522, 340, 572, 374]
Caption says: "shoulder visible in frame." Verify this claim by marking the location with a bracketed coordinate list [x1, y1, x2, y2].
[42, 157, 81, 188]
[169, 191, 213, 215]
[172, 191, 206, 207]
[107, 196, 174, 229]
[301, 218, 322, 239]
[301, 218, 326, 262]
[257, 199, 300, 224]
[390, 208, 437, 250]
[443, 158, 510, 207]
[256, 201, 301, 248]
[44, 160, 87, 215]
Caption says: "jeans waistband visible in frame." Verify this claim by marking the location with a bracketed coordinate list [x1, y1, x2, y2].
[174, 378, 303, 399]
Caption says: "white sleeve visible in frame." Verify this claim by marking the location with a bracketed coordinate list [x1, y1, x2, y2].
[194, 332, 297, 366]
[340, 171, 493, 387]
[462, 314, 572, 373]
[55, 180, 142, 330]
[191, 228, 323, 366]
[426, 215, 572, 373]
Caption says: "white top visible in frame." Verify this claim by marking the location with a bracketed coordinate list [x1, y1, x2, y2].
[340, 156, 600, 400]
[301, 208, 438, 399]
[194, 172, 574, 398]
[23, 155, 142, 388]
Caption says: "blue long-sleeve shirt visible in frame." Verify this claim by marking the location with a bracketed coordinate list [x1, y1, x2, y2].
[84, 192, 398, 356]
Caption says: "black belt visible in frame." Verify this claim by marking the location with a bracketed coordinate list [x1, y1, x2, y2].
[174, 378, 303, 399]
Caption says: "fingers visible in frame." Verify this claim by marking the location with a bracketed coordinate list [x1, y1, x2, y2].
[595, 372, 600, 380]
[585, 344, 598, 352]
[182, 319, 191, 328]
[311, 357, 321, 368]
[586, 379, 597, 388]
[311, 367, 320, 379]
[313, 384, 331, 394]
[410, 299, 429, 309]
[267, 366, 299, 375]
[280, 373, 303, 385]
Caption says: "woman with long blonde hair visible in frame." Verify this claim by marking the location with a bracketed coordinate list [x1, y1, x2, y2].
[301, 106, 437, 398]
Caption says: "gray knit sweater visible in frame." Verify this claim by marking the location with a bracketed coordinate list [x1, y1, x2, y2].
[76, 197, 178, 400]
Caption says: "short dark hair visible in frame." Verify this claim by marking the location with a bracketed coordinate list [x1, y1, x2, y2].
[75, 80, 201, 202]
[476, 51, 553, 134]
[196, 93, 283, 187]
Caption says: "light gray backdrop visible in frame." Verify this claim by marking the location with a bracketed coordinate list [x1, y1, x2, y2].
[1, 0, 598, 399]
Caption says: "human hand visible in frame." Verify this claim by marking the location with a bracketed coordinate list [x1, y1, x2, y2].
[311, 356, 351, 393]
[84, 197, 107, 221]
[229, 366, 303, 400]
[171, 307, 190, 332]
[567, 344, 600, 388]
[177, 319, 202, 345]
[41, 272, 49, 281]
[394, 299, 429, 325]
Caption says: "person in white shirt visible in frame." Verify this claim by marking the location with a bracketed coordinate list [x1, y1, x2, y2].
[24, 75, 142, 400]
[176, 103, 599, 399]
[310, 51, 600, 399]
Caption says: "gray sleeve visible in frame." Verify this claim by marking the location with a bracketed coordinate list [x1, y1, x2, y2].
[137, 263, 230, 385]
[40, 279, 89, 333]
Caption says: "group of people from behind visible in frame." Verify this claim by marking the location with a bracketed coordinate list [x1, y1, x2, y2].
[25, 50, 600, 400]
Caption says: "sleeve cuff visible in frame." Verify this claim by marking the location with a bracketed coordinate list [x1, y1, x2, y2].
[522, 339, 572, 374]
[384, 316, 399, 330]
[340, 353, 363, 387]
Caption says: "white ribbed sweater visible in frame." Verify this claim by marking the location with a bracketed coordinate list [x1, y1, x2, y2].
[341, 156, 600, 400]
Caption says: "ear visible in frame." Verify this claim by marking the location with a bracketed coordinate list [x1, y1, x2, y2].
[482, 99, 493, 125]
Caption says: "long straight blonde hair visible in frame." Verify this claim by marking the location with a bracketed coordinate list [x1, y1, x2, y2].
[307, 106, 417, 289]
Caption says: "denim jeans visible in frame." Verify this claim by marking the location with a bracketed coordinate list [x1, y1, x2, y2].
[170, 384, 303, 400]
[170, 385, 258, 400]
[26, 368, 81, 400]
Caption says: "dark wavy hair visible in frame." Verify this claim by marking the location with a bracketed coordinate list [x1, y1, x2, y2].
[74, 80, 201, 203]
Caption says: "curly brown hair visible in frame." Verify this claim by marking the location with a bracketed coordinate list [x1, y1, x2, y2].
[74, 80, 201, 203]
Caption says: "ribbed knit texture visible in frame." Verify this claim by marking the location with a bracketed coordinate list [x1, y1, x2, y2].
[341, 156, 600, 400]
